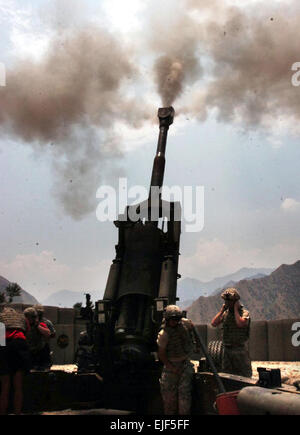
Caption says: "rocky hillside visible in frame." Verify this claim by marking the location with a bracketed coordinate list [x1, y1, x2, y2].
[0, 276, 39, 304]
[187, 260, 300, 324]
[177, 267, 273, 309]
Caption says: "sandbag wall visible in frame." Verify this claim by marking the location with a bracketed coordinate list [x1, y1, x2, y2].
[8, 304, 300, 363]
[9, 304, 84, 365]
[195, 318, 300, 362]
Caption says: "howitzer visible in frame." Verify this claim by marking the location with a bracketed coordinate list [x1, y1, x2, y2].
[8, 107, 300, 415]
[77, 107, 181, 378]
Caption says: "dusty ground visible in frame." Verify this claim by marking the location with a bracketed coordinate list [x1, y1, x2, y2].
[251, 361, 300, 387]
[51, 362, 300, 386]
[51, 364, 77, 373]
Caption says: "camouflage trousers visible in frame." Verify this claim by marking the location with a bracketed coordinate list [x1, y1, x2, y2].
[160, 360, 194, 415]
[222, 345, 252, 378]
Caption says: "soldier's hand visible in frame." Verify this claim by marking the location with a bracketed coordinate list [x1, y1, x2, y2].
[186, 319, 194, 329]
[234, 300, 241, 310]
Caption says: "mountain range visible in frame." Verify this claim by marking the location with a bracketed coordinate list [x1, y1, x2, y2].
[177, 267, 273, 309]
[42, 268, 273, 308]
[1, 260, 298, 322]
[186, 260, 300, 323]
[42, 289, 101, 308]
[0, 276, 39, 305]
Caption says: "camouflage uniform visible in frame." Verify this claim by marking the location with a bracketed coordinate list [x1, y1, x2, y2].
[33, 305, 55, 369]
[159, 359, 195, 415]
[220, 288, 252, 378]
[157, 306, 196, 415]
[24, 307, 50, 369]
[33, 305, 56, 338]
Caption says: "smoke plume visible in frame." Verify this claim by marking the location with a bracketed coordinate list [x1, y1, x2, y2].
[0, 27, 151, 218]
[2, 0, 300, 219]
[148, 3, 202, 106]
[149, 0, 300, 133]
[154, 56, 184, 107]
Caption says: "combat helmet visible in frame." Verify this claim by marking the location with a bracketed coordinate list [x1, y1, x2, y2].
[33, 304, 44, 319]
[24, 307, 38, 319]
[164, 305, 183, 320]
[221, 287, 240, 301]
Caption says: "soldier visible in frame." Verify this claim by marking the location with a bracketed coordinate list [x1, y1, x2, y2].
[33, 304, 56, 369]
[211, 287, 252, 378]
[0, 306, 31, 414]
[157, 305, 199, 415]
[33, 305, 56, 338]
[23, 307, 51, 370]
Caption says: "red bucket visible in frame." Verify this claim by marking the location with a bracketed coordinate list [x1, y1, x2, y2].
[216, 390, 240, 415]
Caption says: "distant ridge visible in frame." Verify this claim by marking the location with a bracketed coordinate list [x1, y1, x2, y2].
[177, 267, 273, 309]
[42, 289, 101, 308]
[210, 273, 268, 296]
[186, 260, 300, 323]
[0, 276, 39, 304]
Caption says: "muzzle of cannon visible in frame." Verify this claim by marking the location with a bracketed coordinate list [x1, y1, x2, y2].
[149, 106, 175, 194]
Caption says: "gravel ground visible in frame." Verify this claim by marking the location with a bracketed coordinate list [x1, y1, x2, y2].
[51, 364, 77, 373]
[251, 361, 300, 386]
[51, 362, 300, 386]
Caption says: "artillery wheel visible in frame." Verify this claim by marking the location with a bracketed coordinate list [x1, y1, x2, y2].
[207, 340, 224, 372]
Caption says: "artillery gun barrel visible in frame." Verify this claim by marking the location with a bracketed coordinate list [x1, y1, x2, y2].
[78, 106, 180, 379]
[149, 107, 175, 196]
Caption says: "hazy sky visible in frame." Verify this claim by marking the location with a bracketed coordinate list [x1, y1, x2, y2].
[1, 0, 300, 303]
